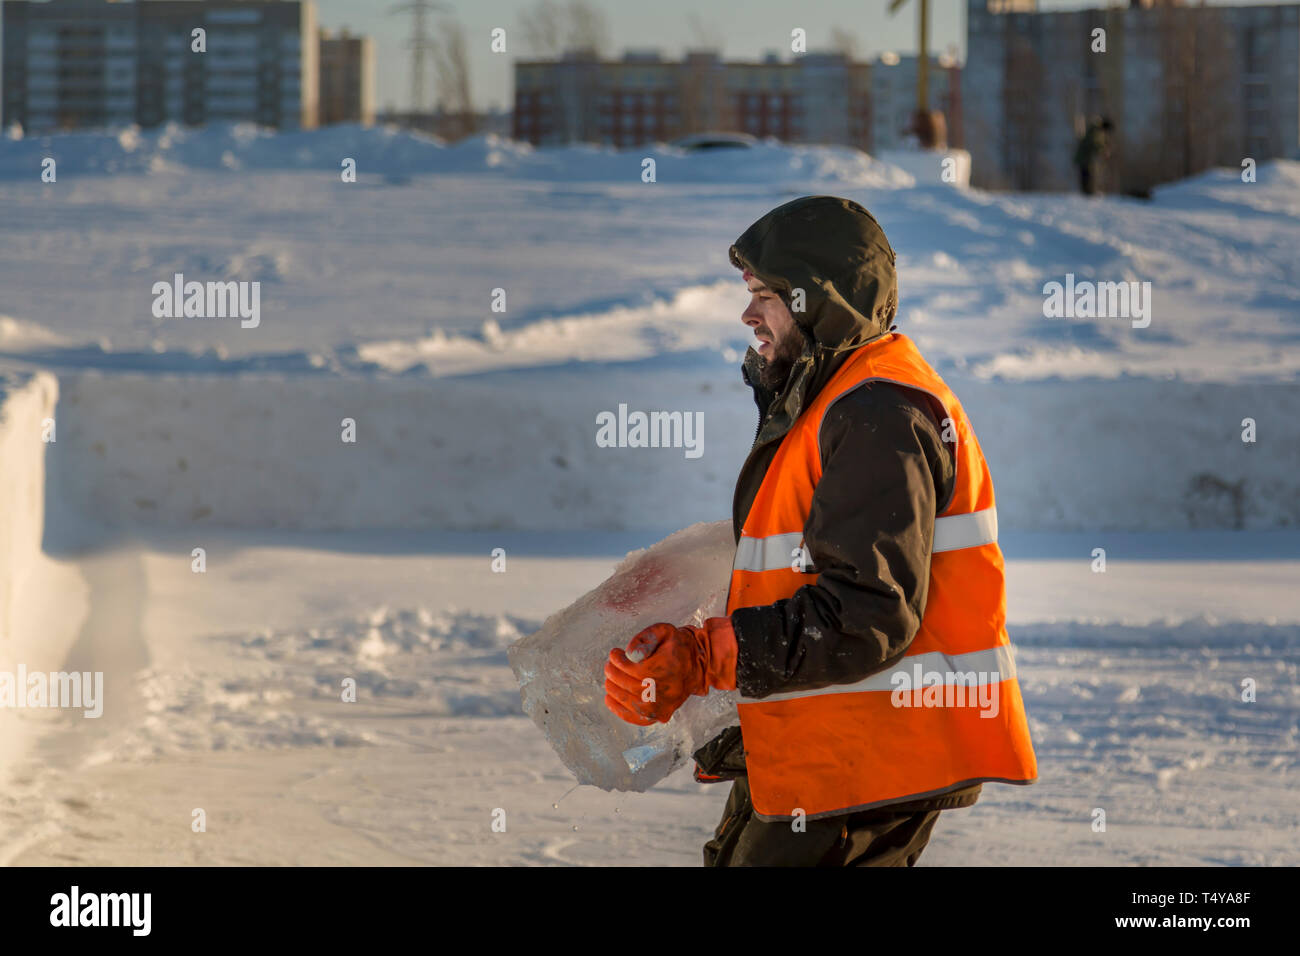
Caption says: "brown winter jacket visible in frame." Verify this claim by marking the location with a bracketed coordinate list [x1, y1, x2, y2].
[692, 195, 983, 813]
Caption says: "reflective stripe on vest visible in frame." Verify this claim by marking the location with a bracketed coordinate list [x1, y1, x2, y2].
[734, 506, 998, 573]
[728, 332, 1037, 820]
[933, 506, 997, 553]
[741, 644, 1017, 704]
[732, 531, 806, 573]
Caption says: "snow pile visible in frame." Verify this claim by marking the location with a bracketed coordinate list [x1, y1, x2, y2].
[0, 122, 912, 187]
[1152, 159, 1300, 219]
[508, 520, 739, 791]
[4, 132, 1296, 380]
[354, 280, 746, 376]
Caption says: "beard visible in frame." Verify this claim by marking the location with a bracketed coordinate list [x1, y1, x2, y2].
[756, 325, 806, 393]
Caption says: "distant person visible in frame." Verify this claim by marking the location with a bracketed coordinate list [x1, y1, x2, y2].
[1075, 116, 1113, 196]
[602, 196, 1038, 866]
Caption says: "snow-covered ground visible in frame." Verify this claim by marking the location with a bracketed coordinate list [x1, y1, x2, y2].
[0, 125, 1295, 865]
[1, 529, 1294, 866]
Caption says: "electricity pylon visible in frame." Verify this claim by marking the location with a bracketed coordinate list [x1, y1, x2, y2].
[389, 0, 449, 114]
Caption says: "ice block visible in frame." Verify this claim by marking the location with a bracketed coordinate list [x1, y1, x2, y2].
[507, 520, 740, 791]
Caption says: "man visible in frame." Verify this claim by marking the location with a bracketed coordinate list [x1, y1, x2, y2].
[1075, 116, 1114, 196]
[604, 196, 1037, 866]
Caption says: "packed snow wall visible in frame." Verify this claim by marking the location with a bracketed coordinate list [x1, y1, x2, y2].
[44, 367, 751, 532]
[37, 369, 1300, 534]
[0, 370, 57, 645]
[0, 369, 89, 779]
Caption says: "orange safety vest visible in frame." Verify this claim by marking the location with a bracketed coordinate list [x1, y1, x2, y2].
[729, 332, 1037, 820]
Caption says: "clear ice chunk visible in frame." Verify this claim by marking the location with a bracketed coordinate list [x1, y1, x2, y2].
[508, 520, 740, 791]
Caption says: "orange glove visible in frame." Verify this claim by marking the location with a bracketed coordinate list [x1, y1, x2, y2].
[604, 618, 738, 726]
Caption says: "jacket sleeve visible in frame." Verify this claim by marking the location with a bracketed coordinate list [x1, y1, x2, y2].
[730, 383, 955, 700]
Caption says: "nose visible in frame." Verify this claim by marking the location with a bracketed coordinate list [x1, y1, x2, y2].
[742, 301, 761, 327]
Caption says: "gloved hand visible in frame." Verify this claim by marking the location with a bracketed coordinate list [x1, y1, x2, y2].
[604, 617, 737, 725]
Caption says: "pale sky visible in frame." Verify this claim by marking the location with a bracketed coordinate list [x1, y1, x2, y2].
[308, 0, 1294, 113]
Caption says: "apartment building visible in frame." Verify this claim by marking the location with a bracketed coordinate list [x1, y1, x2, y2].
[513, 47, 964, 153]
[2, 0, 319, 132]
[318, 27, 373, 126]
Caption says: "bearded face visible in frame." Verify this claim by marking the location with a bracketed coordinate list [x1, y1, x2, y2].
[756, 315, 805, 392]
[742, 276, 804, 393]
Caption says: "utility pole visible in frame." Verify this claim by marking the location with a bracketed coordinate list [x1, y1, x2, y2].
[389, 0, 448, 115]
[887, 0, 945, 149]
[917, 0, 929, 115]
[887, 0, 929, 112]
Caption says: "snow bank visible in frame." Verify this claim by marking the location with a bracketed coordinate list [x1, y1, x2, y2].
[0, 122, 912, 187]
[1153, 158, 1300, 214]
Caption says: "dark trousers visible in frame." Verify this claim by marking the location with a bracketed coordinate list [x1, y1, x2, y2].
[703, 776, 942, 867]
[1079, 165, 1096, 196]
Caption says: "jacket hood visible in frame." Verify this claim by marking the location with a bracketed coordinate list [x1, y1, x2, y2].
[729, 195, 898, 351]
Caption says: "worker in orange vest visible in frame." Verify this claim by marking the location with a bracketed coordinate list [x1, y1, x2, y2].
[605, 196, 1037, 866]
